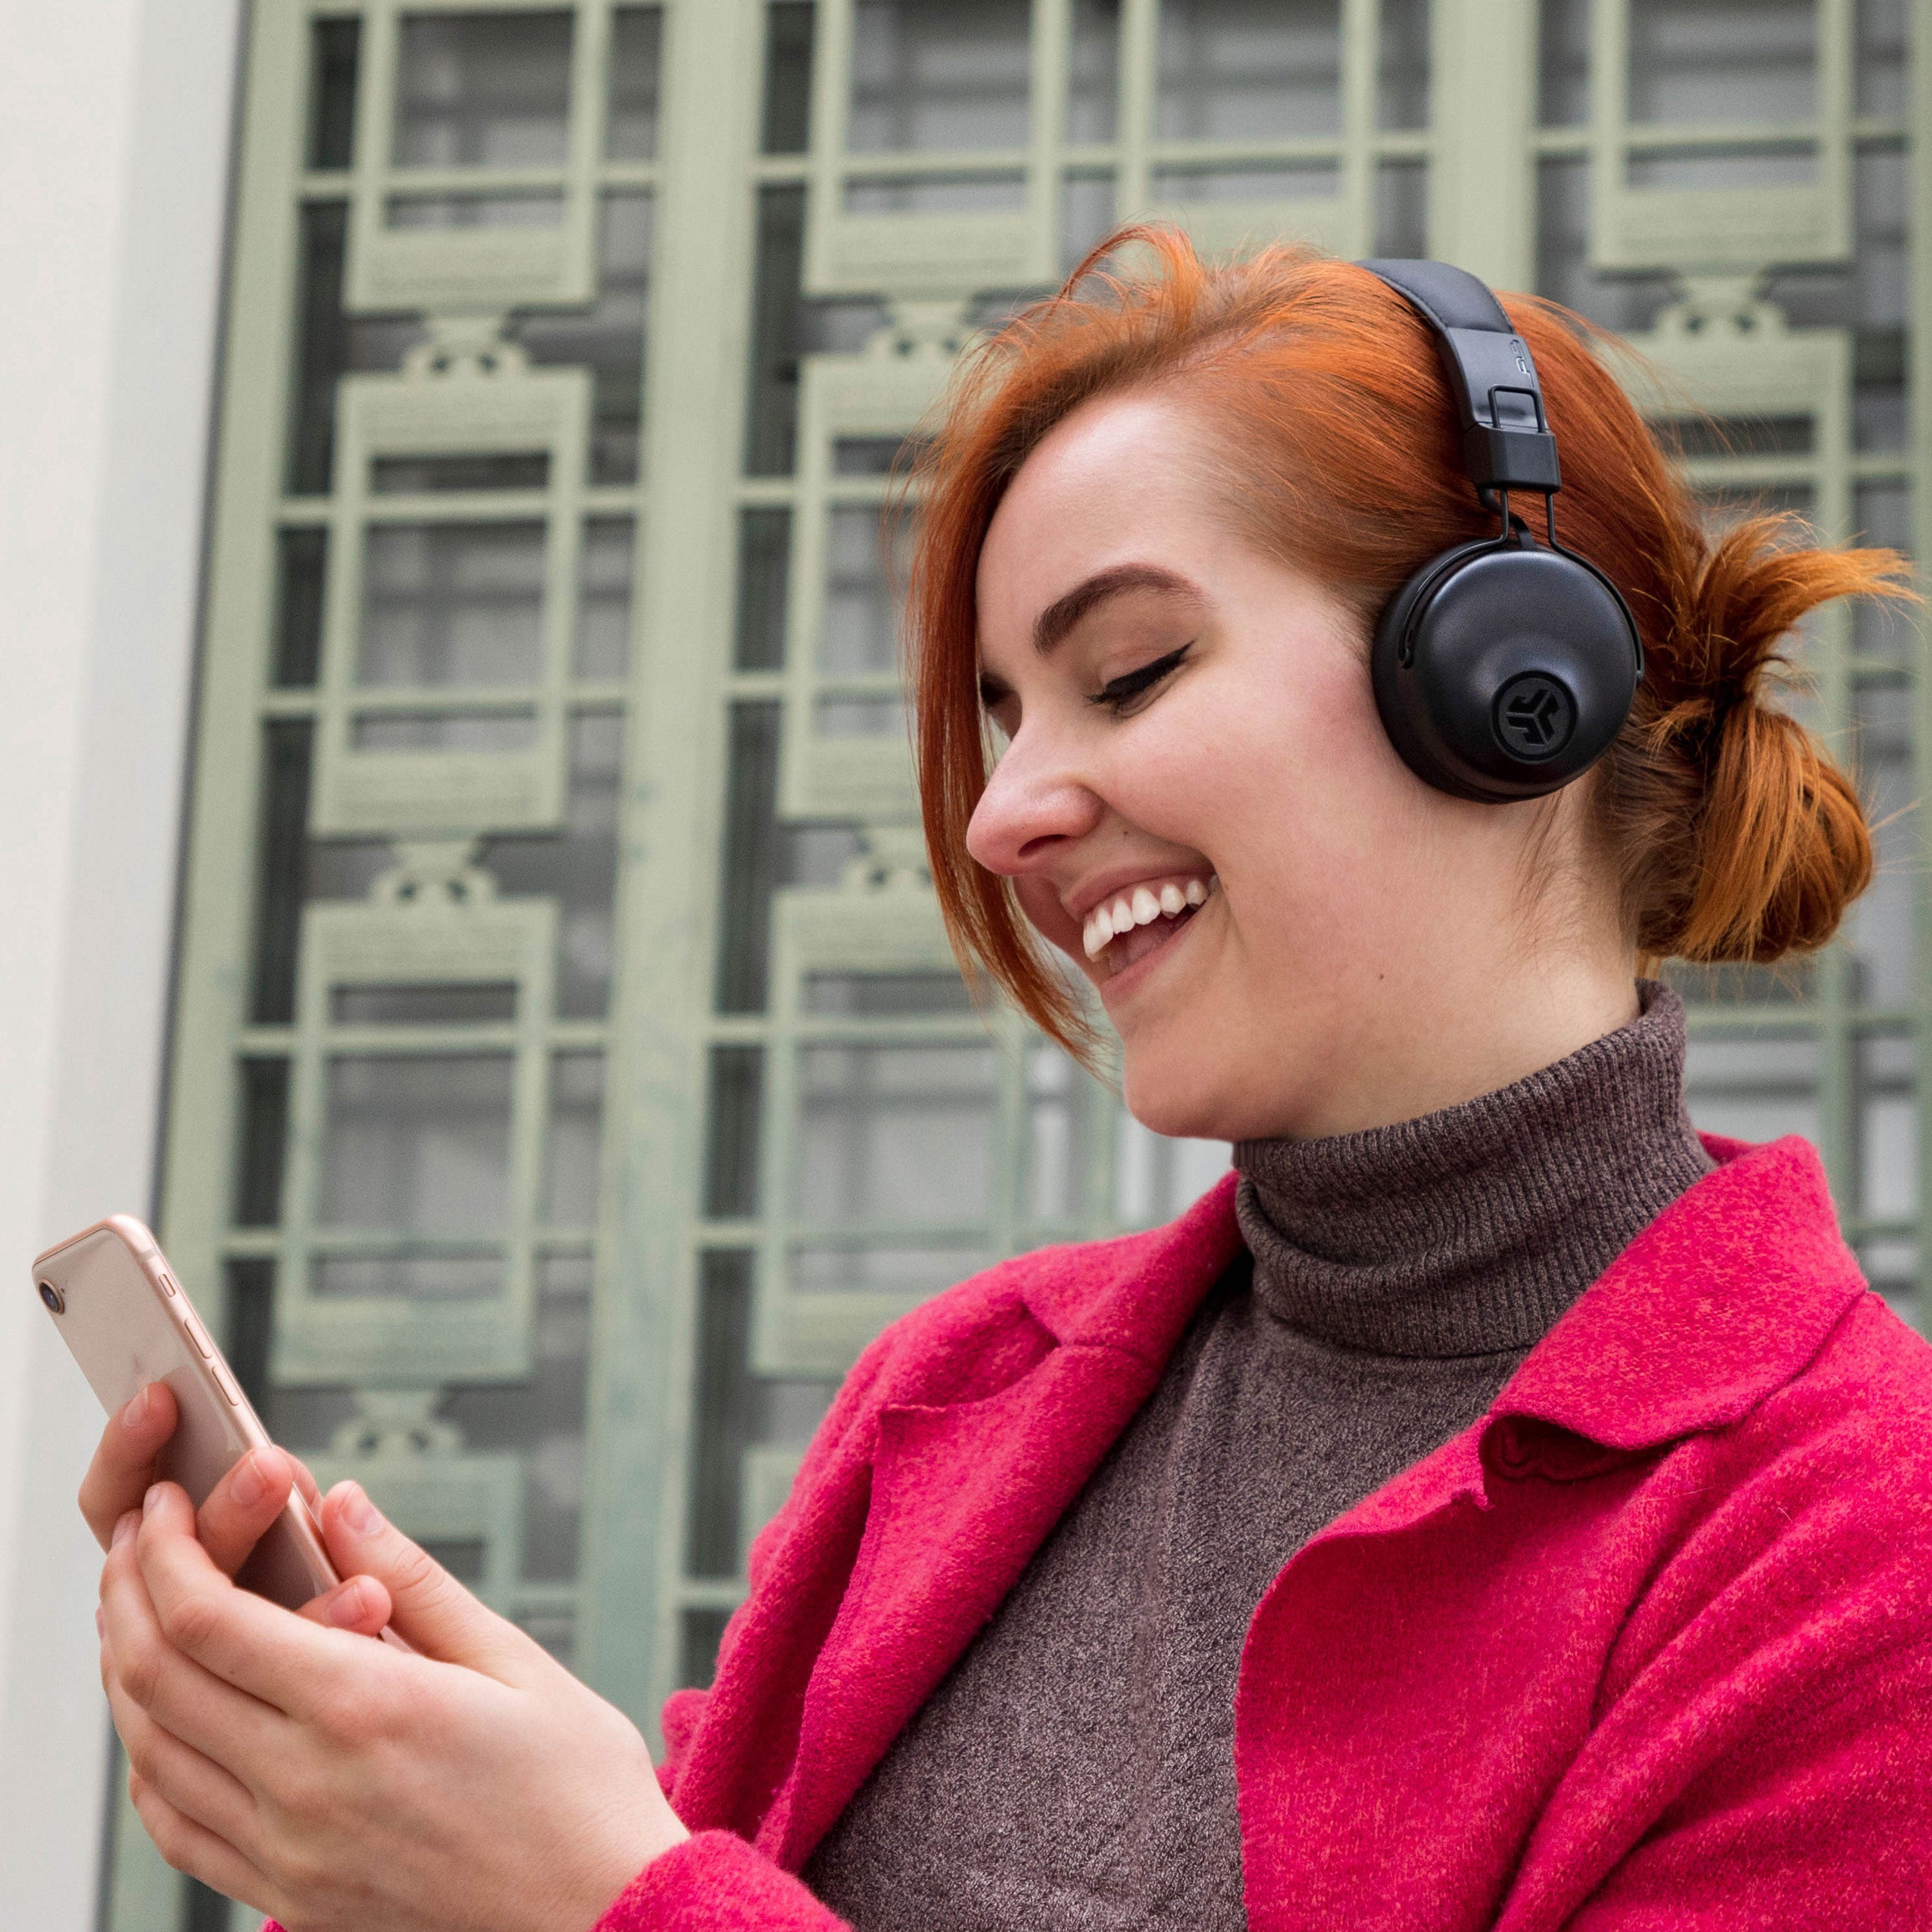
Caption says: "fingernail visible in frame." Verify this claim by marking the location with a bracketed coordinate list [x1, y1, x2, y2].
[121, 1385, 152, 1431]
[325, 1580, 370, 1628]
[113, 1512, 139, 1548]
[231, 1454, 267, 1508]
[340, 1484, 381, 1535]
[142, 1486, 164, 1519]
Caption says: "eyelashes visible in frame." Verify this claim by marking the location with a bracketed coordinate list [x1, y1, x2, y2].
[977, 640, 1194, 730]
[1089, 642, 1193, 715]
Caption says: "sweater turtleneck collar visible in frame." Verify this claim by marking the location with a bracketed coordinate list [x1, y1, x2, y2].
[1231, 981, 1713, 1359]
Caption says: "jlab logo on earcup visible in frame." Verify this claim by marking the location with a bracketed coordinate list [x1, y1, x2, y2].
[1493, 673, 1577, 762]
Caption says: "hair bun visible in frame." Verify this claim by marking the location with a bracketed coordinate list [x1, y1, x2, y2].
[1627, 511, 1906, 965]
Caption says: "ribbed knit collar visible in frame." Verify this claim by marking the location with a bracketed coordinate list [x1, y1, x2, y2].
[1232, 981, 1712, 1358]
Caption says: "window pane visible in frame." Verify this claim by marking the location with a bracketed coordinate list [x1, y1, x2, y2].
[330, 982, 518, 1023]
[478, 712, 625, 1019]
[795, 1043, 999, 1222]
[1157, 0, 1341, 142]
[273, 527, 328, 688]
[1070, 0, 1121, 142]
[393, 10, 575, 166]
[1115, 1117, 1229, 1225]
[714, 702, 783, 1013]
[735, 507, 792, 670]
[359, 523, 547, 687]
[308, 18, 361, 168]
[1378, 0, 1430, 131]
[1853, 484, 1913, 662]
[849, 0, 1032, 151]
[1027, 1043, 1099, 1222]
[1374, 159, 1428, 256]
[576, 518, 636, 679]
[321, 1054, 515, 1231]
[1848, 675, 1915, 1008]
[1856, 0, 1908, 117]
[234, 1059, 291, 1227]
[250, 721, 313, 1026]
[544, 1052, 605, 1227]
[1855, 1030, 1917, 1219]
[515, 191, 654, 487]
[1627, 0, 1816, 126]
[1683, 1035, 1821, 1147]
[1063, 170, 1117, 270]
[762, 1, 817, 153]
[705, 1046, 765, 1217]
[821, 506, 904, 672]
[1625, 145, 1817, 191]
[1538, 0, 1589, 127]
[606, 6, 663, 159]
[1152, 160, 1338, 204]
[801, 971, 972, 1015]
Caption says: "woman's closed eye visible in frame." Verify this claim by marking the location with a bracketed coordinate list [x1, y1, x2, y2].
[1090, 643, 1193, 715]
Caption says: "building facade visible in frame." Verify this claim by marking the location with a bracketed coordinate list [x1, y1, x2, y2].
[0, 3, 1923, 1927]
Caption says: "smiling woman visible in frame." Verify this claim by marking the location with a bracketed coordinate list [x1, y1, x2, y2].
[90, 229, 1932, 1932]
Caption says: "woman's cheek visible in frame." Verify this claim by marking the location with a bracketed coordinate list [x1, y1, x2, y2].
[1014, 875, 1081, 956]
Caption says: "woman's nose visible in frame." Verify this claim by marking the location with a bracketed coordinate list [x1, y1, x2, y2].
[965, 732, 1104, 876]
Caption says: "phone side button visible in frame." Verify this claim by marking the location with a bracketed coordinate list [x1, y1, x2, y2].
[182, 1316, 214, 1359]
[157, 1269, 180, 1297]
[211, 1363, 243, 1406]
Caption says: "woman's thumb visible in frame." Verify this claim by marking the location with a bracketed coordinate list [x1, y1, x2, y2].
[321, 1481, 527, 1676]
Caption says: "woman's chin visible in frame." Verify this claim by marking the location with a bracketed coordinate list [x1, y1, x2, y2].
[1119, 1048, 1244, 1144]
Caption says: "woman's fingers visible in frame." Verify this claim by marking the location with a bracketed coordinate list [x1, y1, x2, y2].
[194, 1447, 298, 1578]
[294, 1572, 392, 1638]
[131, 1484, 390, 1725]
[125, 1768, 272, 1918]
[79, 1383, 177, 1548]
[100, 1502, 289, 1762]
[318, 1481, 532, 1678]
[104, 1643, 258, 1849]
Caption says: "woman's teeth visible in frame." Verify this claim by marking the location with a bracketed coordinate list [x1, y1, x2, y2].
[1081, 875, 1215, 963]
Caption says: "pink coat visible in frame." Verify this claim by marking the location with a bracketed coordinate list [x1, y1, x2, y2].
[611, 1132, 1932, 1925]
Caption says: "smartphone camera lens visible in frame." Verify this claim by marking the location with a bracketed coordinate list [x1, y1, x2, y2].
[37, 1280, 64, 1315]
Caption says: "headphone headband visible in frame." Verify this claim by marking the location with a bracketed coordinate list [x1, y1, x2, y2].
[1358, 258, 1561, 498]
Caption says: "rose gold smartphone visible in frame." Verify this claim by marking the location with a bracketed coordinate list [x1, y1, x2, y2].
[33, 1213, 339, 1610]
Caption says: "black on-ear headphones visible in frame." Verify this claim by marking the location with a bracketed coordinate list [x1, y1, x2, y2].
[1358, 259, 1643, 802]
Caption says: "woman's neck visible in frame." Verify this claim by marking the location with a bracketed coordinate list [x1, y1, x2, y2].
[1274, 950, 1643, 1141]
[1234, 980, 1712, 1355]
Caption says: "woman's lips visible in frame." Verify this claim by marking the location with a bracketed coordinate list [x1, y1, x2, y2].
[1081, 873, 1217, 961]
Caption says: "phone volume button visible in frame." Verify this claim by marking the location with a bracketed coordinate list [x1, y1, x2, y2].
[183, 1316, 214, 1359]
[211, 1363, 242, 1406]
[158, 1270, 179, 1297]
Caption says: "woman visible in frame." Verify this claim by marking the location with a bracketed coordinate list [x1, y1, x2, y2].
[88, 234, 1932, 1929]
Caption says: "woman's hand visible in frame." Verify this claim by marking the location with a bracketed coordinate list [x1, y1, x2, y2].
[80, 1384, 387, 1635]
[99, 1477, 689, 1932]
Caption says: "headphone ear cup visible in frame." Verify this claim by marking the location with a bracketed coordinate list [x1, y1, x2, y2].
[1372, 542, 1641, 802]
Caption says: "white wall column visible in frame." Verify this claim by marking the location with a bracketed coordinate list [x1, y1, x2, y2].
[0, 0, 242, 1922]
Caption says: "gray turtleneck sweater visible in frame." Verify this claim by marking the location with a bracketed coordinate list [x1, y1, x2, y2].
[804, 983, 1712, 1930]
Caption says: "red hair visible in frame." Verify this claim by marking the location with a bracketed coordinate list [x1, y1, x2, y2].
[907, 229, 1914, 1055]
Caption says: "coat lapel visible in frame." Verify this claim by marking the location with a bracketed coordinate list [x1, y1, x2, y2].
[764, 1178, 1246, 1867]
[1493, 1133, 1867, 1446]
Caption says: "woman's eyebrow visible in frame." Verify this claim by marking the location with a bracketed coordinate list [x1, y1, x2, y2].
[1031, 564, 1207, 657]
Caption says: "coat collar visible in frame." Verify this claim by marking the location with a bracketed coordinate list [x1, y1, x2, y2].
[1492, 1132, 1866, 1447]
[761, 1132, 1859, 1868]
[1025, 1132, 1864, 1456]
